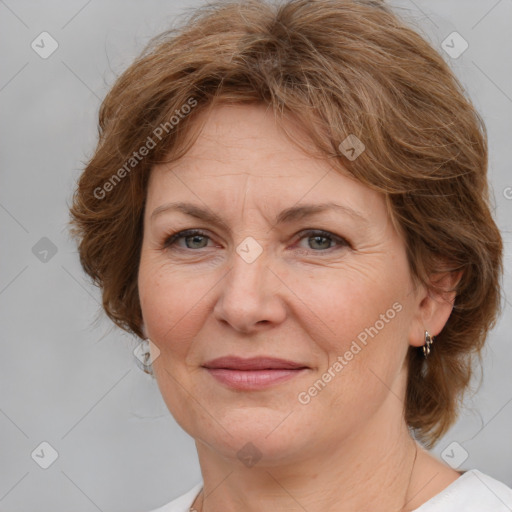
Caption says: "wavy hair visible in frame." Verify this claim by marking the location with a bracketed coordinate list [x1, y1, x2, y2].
[69, 0, 503, 448]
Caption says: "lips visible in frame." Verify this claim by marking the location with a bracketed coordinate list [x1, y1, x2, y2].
[202, 356, 308, 371]
[202, 356, 309, 390]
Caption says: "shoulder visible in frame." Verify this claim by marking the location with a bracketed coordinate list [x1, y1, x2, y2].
[413, 469, 512, 511]
[142, 472, 512, 512]
[145, 482, 203, 512]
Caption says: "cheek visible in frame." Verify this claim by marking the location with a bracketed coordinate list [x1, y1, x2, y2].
[298, 265, 411, 396]
[287, 261, 404, 348]
[138, 256, 198, 352]
[137, 254, 227, 389]
[137, 257, 209, 420]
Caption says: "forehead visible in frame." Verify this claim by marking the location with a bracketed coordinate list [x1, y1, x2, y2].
[162, 103, 322, 176]
[146, 103, 387, 223]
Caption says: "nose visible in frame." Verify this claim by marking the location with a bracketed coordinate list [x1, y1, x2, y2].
[212, 246, 287, 334]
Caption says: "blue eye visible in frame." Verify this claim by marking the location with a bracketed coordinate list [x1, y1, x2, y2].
[164, 229, 211, 250]
[163, 229, 350, 252]
[294, 229, 349, 252]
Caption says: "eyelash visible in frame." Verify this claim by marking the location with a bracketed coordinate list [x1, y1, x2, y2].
[162, 229, 350, 253]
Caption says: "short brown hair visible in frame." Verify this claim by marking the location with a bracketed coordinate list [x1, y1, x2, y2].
[69, 0, 503, 448]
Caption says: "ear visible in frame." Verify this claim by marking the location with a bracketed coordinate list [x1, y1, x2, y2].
[408, 270, 463, 348]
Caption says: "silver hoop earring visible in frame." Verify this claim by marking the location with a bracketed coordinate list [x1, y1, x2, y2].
[423, 330, 435, 358]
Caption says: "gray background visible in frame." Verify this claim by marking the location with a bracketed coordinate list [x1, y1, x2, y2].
[0, 1, 511, 511]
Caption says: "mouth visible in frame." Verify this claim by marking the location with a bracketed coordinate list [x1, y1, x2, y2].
[202, 356, 309, 390]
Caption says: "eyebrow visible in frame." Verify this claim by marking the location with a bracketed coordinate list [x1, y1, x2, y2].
[150, 201, 367, 229]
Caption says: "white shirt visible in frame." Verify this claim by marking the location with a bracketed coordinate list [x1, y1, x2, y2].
[147, 469, 512, 511]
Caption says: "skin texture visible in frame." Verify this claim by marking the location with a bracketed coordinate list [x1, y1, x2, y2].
[138, 103, 461, 511]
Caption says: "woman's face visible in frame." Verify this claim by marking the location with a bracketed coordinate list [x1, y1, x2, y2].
[138, 103, 428, 464]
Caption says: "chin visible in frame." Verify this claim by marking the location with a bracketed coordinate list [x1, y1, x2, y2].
[191, 405, 316, 466]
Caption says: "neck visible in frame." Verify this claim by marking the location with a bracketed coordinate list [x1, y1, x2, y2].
[194, 395, 422, 512]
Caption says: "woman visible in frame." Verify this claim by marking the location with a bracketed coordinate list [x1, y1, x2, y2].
[69, 0, 512, 510]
